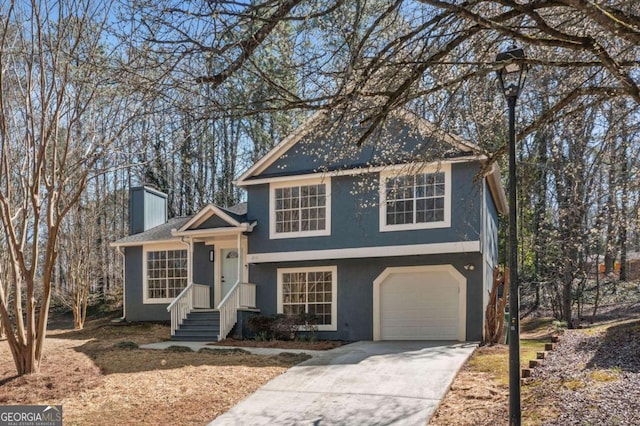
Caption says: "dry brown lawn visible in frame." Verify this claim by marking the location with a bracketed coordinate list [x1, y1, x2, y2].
[0, 317, 309, 425]
[429, 344, 510, 425]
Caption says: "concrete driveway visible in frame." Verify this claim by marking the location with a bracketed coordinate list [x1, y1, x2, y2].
[209, 340, 476, 426]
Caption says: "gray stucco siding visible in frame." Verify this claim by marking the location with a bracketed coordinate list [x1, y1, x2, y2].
[123, 246, 171, 322]
[247, 161, 484, 254]
[258, 117, 461, 177]
[249, 253, 484, 342]
[197, 215, 235, 229]
[124, 242, 215, 322]
[483, 181, 500, 266]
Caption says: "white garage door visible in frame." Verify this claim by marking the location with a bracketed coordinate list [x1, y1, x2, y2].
[378, 266, 465, 340]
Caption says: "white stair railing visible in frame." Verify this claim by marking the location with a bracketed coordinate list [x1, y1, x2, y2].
[216, 281, 256, 341]
[192, 284, 210, 308]
[239, 282, 256, 308]
[167, 283, 210, 335]
[216, 280, 240, 341]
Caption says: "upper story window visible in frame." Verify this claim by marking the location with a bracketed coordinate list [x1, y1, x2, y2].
[379, 164, 451, 232]
[144, 246, 188, 303]
[270, 178, 331, 239]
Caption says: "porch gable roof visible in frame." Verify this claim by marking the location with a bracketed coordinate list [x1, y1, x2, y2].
[172, 202, 255, 238]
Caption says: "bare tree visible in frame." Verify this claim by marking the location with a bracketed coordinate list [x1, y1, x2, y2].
[54, 200, 101, 330]
[0, 0, 142, 375]
[124, 1, 638, 128]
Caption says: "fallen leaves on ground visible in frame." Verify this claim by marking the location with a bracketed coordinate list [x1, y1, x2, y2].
[429, 345, 509, 426]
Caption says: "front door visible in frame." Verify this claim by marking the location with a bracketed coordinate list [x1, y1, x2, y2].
[221, 248, 240, 300]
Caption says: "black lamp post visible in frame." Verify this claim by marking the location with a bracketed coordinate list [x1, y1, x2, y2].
[496, 46, 527, 426]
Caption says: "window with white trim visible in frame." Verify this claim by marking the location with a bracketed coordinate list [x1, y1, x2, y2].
[145, 249, 188, 302]
[380, 165, 451, 231]
[270, 178, 331, 238]
[277, 266, 337, 331]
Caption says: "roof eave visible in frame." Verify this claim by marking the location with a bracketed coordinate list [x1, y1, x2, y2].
[238, 155, 485, 186]
[110, 238, 180, 248]
[171, 223, 254, 238]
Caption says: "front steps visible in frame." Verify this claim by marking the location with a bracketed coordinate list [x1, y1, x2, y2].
[171, 309, 221, 341]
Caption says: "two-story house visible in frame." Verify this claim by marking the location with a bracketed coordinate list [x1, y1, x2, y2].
[112, 110, 506, 342]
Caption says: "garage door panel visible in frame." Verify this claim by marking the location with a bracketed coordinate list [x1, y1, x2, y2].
[382, 308, 457, 322]
[383, 325, 458, 340]
[379, 269, 462, 340]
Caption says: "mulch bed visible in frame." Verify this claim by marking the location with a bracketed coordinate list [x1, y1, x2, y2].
[525, 319, 640, 425]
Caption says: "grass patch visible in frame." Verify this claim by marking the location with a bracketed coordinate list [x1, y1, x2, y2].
[583, 317, 640, 335]
[562, 379, 587, 390]
[199, 347, 251, 355]
[471, 339, 549, 386]
[114, 341, 138, 350]
[270, 352, 311, 363]
[521, 339, 548, 361]
[589, 369, 620, 382]
[165, 345, 194, 353]
[522, 403, 560, 426]
[521, 317, 555, 334]
[468, 346, 509, 385]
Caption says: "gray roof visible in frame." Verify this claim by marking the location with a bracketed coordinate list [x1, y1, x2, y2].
[112, 202, 250, 246]
[112, 216, 190, 245]
[220, 202, 248, 222]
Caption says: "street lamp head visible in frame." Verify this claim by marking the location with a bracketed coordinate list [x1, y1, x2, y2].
[496, 46, 527, 99]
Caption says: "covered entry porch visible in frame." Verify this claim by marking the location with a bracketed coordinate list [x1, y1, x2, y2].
[167, 205, 257, 341]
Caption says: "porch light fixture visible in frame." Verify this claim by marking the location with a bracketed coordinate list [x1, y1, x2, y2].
[496, 45, 527, 426]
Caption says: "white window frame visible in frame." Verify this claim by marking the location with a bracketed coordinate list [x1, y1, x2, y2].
[379, 163, 451, 232]
[142, 242, 189, 304]
[276, 265, 338, 331]
[269, 177, 331, 239]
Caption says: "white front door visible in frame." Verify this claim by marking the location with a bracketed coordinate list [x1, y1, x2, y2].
[221, 248, 240, 300]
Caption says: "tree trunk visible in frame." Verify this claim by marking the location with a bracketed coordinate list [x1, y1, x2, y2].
[483, 267, 508, 345]
[619, 136, 629, 282]
[563, 267, 573, 328]
[592, 267, 600, 323]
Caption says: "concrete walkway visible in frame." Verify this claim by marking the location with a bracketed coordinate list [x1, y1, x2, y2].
[209, 341, 477, 426]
